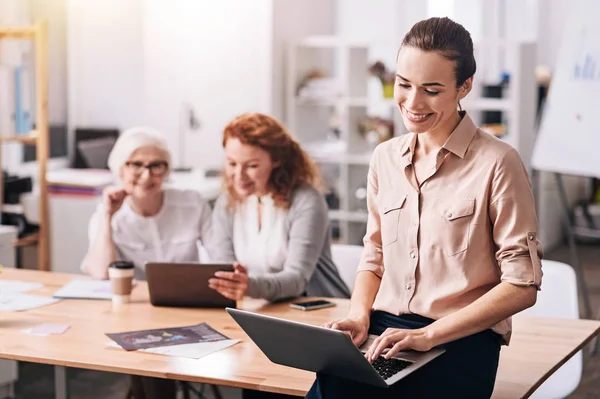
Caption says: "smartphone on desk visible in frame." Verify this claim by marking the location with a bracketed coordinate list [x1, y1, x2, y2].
[289, 299, 336, 311]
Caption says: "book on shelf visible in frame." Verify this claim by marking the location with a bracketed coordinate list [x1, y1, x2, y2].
[47, 185, 104, 196]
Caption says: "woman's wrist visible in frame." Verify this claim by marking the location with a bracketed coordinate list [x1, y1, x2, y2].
[100, 213, 115, 240]
[348, 308, 371, 324]
[102, 211, 113, 223]
[245, 275, 257, 298]
[420, 325, 439, 349]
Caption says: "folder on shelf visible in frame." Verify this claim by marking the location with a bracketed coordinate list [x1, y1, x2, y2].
[0, 65, 16, 136]
[14, 65, 33, 136]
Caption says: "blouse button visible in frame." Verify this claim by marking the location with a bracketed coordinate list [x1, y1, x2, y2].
[447, 213, 453, 218]
[528, 235, 535, 241]
[405, 283, 412, 290]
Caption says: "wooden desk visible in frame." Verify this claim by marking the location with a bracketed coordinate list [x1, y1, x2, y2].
[0, 269, 598, 399]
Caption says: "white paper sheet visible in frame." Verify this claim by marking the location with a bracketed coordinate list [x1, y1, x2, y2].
[22, 323, 71, 337]
[0, 293, 60, 311]
[53, 280, 112, 300]
[21, 328, 51, 337]
[53, 279, 135, 300]
[0, 280, 43, 295]
[106, 339, 240, 359]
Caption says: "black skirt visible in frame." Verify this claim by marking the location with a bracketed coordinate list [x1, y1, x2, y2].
[305, 310, 502, 399]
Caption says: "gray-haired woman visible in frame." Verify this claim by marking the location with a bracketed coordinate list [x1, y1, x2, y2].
[81, 126, 212, 281]
[81, 126, 212, 399]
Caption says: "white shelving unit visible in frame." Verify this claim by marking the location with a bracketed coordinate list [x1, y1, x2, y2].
[465, 40, 538, 171]
[286, 36, 537, 244]
[286, 37, 398, 244]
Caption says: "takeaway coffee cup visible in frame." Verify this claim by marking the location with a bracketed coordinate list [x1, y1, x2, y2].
[108, 261, 134, 304]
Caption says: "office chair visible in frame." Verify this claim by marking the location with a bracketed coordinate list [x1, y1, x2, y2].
[521, 260, 582, 399]
[331, 244, 363, 292]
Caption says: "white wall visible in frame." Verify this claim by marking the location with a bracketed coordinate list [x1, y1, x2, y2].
[336, 0, 404, 40]
[67, 0, 145, 132]
[66, 0, 335, 169]
[504, 0, 539, 41]
[143, 0, 275, 169]
[454, 0, 484, 39]
[31, 0, 67, 125]
[335, 0, 405, 82]
[536, 0, 570, 69]
[429, 0, 483, 40]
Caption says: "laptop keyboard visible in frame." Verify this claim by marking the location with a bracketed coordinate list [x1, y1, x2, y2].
[372, 356, 413, 380]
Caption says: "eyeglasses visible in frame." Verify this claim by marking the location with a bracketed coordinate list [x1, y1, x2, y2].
[124, 161, 169, 177]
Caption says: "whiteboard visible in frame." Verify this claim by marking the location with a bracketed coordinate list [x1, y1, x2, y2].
[531, 0, 600, 177]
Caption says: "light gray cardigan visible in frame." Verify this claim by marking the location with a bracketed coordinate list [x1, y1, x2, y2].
[208, 186, 351, 301]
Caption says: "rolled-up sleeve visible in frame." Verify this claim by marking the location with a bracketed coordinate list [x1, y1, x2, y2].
[489, 148, 543, 289]
[358, 148, 384, 278]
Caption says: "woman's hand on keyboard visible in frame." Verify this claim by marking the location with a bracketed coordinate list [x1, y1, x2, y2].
[364, 327, 433, 363]
[324, 315, 369, 347]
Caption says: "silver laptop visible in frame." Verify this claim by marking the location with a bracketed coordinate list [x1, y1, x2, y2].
[226, 308, 444, 388]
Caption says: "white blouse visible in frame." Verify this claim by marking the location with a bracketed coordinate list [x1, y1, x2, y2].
[233, 195, 288, 275]
[85, 188, 212, 280]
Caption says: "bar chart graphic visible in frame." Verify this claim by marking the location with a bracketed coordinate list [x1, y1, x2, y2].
[532, 0, 600, 179]
[573, 54, 600, 80]
[572, 28, 600, 80]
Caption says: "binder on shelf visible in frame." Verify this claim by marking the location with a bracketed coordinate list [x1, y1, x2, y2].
[0, 65, 16, 136]
[14, 65, 33, 135]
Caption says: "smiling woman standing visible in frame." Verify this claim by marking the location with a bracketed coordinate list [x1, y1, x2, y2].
[207, 113, 350, 304]
[305, 17, 543, 399]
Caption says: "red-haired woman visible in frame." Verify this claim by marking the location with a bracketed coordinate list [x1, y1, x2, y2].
[207, 113, 350, 302]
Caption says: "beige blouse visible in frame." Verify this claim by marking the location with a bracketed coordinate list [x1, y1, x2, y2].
[357, 112, 543, 344]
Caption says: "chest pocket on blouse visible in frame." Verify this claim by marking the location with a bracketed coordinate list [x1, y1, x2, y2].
[433, 198, 475, 256]
[380, 195, 407, 248]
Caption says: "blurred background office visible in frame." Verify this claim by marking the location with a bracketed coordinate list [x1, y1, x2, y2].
[0, 0, 599, 398]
